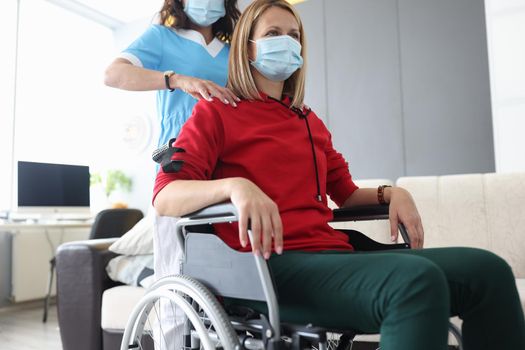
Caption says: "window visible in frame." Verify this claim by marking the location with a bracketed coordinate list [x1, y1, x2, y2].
[0, 1, 19, 211]
[11, 0, 157, 212]
[14, 0, 114, 166]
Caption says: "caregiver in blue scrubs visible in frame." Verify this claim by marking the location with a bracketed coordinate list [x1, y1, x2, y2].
[104, 0, 240, 148]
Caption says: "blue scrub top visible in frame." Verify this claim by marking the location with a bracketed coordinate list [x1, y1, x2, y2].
[120, 24, 230, 148]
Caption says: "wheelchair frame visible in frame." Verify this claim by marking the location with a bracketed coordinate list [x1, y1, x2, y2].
[121, 203, 463, 350]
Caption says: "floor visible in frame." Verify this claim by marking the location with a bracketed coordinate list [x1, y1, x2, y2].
[0, 302, 380, 350]
[0, 302, 459, 350]
[0, 301, 62, 350]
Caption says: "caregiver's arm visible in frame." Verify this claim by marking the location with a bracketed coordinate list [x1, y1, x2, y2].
[104, 58, 238, 105]
[154, 177, 283, 258]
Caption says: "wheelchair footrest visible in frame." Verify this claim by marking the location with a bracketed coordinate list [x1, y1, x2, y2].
[283, 323, 328, 344]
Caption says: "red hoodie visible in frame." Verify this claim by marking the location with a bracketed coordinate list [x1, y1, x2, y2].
[153, 93, 358, 252]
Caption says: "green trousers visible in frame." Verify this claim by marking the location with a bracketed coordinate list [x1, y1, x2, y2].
[232, 247, 525, 350]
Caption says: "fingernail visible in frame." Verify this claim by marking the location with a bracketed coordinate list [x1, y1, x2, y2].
[276, 246, 283, 255]
[254, 249, 260, 256]
[391, 236, 396, 241]
[232, 102, 237, 107]
[235, 97, 241, 101]
[224, 99, 229, 104]
[264, 252, 270, 260]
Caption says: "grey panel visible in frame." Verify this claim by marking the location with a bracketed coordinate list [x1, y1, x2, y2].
[182, 233, 266, 301]
[325, 0, 405, 181]
[0, 231, 12, 307]
[296, 0, 328, 123]
[398, 0, 495, 175]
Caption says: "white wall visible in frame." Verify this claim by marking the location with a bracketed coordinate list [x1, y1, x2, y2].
[485, 0, 525, 173]
[95, 16, 160, 214]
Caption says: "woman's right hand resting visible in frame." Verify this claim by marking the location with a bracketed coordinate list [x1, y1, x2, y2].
[229, 178, 283, 259]
[173, 74, 240, 107]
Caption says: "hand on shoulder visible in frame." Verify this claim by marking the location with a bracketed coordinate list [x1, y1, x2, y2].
[172, 74, 240, 107]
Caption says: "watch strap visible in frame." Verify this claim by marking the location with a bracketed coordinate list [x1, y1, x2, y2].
[164, 70, 175, 92]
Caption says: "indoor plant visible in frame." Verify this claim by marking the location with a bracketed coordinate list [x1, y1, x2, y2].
[90, 170, 132, 208]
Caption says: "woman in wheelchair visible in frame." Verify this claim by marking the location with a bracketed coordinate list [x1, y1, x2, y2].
[152, 0, 525, 349]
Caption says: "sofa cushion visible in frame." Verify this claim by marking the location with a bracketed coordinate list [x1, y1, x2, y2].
[397, 174, 491, 250]
[101, 285, 146, 331]
[484, 173, 525, 278]
[106, 254, 154, 288]
[398, 173, 525, 279]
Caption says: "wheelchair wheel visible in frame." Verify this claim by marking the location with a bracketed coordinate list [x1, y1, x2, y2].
[120, 275, 240, 350]
[311, 332, 353, 350]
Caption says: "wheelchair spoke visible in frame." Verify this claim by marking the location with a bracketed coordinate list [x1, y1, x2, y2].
[151, 300, 169, 350]
[121, 276, 239, 350]
[310, 333, 353, 350]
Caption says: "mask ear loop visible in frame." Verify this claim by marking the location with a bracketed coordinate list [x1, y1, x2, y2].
[248, 39, 257, 64]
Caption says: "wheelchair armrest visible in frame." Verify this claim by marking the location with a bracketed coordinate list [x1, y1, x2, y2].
[176, 203, 239, 256]
[331, 204, 389, 222]
[182, 202, 238, 221]
[332, 204, 411, 245]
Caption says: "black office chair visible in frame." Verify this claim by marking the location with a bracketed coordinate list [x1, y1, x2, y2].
[86, 208, 144, 240]
[43, 208, 144, 322]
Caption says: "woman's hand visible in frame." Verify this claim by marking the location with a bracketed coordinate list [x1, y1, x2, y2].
[387, 187, 424, 248]
[229, 178, 283, 259]
[172, 74, 240, 107]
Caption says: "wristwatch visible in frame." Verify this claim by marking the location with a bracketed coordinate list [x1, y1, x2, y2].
[164, 70, 175, 92]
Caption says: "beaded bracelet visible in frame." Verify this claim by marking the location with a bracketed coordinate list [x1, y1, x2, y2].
[377, 185, 392, 205]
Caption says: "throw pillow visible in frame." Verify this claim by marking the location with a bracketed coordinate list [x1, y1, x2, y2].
[109, 208, 154, 255]
[106, 254, 154, 288]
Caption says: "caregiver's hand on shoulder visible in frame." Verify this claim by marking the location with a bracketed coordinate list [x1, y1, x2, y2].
[172, 74, 240, 107]
[387, 187, 424, 249]
[229, 178, 283, 259]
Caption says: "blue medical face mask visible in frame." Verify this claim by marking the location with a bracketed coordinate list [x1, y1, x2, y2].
[250, 35, 304, 82]
[184, 0, 226, 27]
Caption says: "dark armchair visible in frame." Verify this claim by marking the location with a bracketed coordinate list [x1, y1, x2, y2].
[47, 209, 143, 323]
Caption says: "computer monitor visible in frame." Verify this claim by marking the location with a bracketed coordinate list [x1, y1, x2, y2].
[16, 161, 91, 217]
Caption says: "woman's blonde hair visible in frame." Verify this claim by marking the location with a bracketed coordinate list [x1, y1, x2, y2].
[227, 0, 306, 108]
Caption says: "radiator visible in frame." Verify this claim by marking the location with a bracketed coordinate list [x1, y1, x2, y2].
[9, 224, 90, 302]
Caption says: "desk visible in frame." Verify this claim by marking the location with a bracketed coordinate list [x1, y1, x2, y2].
[0, 221, 91, 303]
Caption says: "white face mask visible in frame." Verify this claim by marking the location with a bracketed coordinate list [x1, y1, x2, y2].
[250, 35, 304, 81]
[184, 0, 226, 27]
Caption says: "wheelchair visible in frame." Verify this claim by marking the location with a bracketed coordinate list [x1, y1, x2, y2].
[120, 202, 463, 350]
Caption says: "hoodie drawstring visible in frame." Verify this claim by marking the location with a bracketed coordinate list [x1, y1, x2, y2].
[268, 97, 322, 202]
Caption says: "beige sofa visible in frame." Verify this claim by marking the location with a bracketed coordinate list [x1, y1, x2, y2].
[332, 173, 525, 345]
[91, 173, 525, 348]
[335, 173, 525, 295]
[397, 173, 525, 306]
